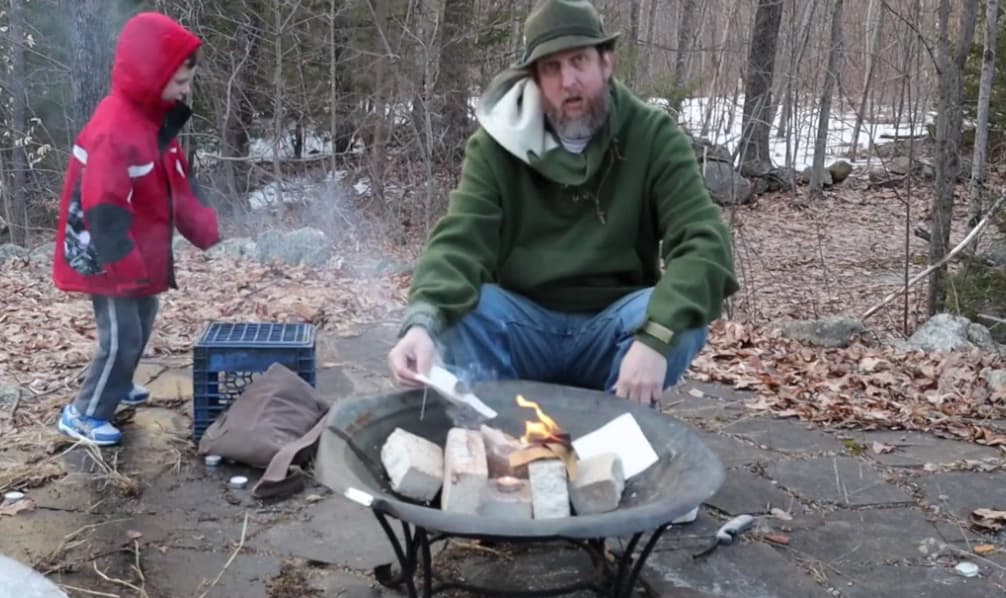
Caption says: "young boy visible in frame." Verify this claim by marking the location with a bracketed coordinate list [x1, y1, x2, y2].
[52, 12, 221, 445]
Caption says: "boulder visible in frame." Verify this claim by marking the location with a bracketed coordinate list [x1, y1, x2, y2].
[907, 313, 996, 352]
[775, 318, 865, 348]
[703, 161, 754, 206]
[255, 227, 332, 267]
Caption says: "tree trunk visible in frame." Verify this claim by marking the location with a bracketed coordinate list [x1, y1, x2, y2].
[9, 0, 29, 246]
[848, 0, 885, 161]
[625, 0, 641, 87]
[810, 0, 845, 194]
[438, 0, 472, 161]
[929, 0, 980, 314]
[643, 0, 659, 88]
[670, 0, 698, 114]
[68, 0, 112, 135]
[967, 0, 998, 248]
[371, 0, 390, 201]
[739, 0, 784, 176]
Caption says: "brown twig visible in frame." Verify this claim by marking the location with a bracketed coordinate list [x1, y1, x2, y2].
[58, 585, 119, 597]
[861, 194, 1005, 321]
[197, 511, 249, 598]
[93, 560, 149, 598]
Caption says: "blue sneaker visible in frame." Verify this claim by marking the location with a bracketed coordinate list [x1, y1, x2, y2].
[120, 384, 150, 407]
[58, 404, 122, 446]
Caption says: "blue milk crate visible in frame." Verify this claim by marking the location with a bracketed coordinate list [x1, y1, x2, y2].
[192, 322, 317, 442]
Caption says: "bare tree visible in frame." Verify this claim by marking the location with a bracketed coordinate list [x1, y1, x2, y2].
[929, 0, 979, 314]
[670, 0, 698, 114]
[66, 0, 113, 135]
[739, 0, 784, 177]
[967, 0, 998, 247]
[848, 0, 885, 162]
[809, 0, 845, 194]
[8, 0, 28, 245]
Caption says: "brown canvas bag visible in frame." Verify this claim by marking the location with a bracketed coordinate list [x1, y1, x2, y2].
[197, 362, 329, 498]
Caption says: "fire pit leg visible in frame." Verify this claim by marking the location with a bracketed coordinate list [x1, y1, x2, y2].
[609, 523, 669, 598]
[373, 511, 422, 597]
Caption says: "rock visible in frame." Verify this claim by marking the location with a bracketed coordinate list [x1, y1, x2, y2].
[29, 243, 53, 265]
[827, 160, 853, 184]
[703, 161, 754, 206]
[441, 428, 488, 514]
[207, 237, 257, 260]
[984, 369, 1006, 393]
[255, 228, 332, 267]
[889, 156, 913, 175]
[689, 136, 733, 164]
[982, 241, 1006, 267]
[480, 478, 533, 519]
[800, 166, 833, 187]
[868, 168, 904, 188]
[0, 243, 29, 262]
[907, 313, 996, 352]
[528, 459, 570, 519]
[568, 453, 625, 515]
[775, 318, 865, 348]
[0, 383, 26, 408]
[380, 428, 444, 502]
[764, 167, 796, 192]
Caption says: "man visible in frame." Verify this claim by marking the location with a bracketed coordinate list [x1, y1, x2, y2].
[388, 0, 738, 405]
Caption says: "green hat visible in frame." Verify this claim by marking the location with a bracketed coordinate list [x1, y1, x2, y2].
[517, 0, 620, 68]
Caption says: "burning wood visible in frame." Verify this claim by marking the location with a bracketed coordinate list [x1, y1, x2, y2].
[508, 395, 577, 480]
[378, 394, 657, 519]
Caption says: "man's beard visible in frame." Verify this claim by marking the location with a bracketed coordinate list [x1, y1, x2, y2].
[545, 86, 609, 139]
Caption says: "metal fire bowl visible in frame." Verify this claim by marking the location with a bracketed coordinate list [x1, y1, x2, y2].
[315, 379, 725, 540]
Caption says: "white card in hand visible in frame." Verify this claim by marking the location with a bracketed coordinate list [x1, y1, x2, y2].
[415, 365, 498, 419]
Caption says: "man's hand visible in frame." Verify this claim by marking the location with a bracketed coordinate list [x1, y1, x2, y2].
[388, 326, 438, 387]
[613, 340, 667, 405]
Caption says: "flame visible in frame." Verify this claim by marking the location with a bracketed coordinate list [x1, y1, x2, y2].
[516, 394, 563, 444]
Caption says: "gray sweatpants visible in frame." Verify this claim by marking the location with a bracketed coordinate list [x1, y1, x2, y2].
[73, 295, 159, 420]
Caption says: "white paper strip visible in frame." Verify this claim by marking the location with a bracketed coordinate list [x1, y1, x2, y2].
[415, 365, 498, 419]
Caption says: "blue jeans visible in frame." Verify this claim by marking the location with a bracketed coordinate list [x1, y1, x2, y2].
[440, 284, 708, 392]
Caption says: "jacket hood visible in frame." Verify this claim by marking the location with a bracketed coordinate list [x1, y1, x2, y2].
[474, 67, 628, 187]
[110, 12, 201, 116]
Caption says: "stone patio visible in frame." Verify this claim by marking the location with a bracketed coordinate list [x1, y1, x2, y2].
[1, 321, 1004, 597]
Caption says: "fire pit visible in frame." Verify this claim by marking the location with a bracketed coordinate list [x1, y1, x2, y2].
[315, 379, 724, 597]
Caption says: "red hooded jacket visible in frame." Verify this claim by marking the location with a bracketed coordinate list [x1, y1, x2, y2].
[52, 12, 220, 297]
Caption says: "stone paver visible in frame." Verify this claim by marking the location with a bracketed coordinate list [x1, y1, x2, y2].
[249, 495, 393, 571]
[648, 541, 832, 597]
[5, 324, 1006, 597]
[722, 417, 847, 454]
[847, 430, 1003, 468]
[767, 456, 914, 507]
[706, 465, 805, 516]
[918, 472, 1006, 520]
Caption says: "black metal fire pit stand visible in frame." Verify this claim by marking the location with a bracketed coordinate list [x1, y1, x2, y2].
[371, 510, 669, 597]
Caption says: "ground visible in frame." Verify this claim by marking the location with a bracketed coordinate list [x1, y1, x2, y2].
[2, 176, 1005, 597]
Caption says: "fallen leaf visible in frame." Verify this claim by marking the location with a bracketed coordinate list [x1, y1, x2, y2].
[305, 494, 325, 503]
[872, 441, 896, 454]
[0, 498, 35, 516]
[126, 530, 143, 540]
[971, 508, 1006, 531]
[973, 544, 996, 555]
[764, 533, 791, 545]
[688, 387, 705, 399]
